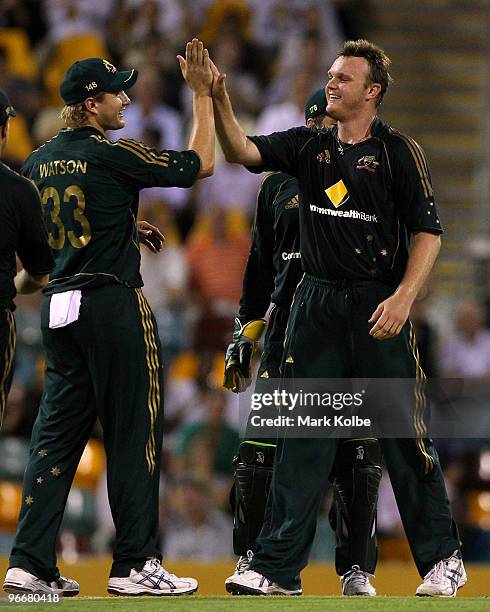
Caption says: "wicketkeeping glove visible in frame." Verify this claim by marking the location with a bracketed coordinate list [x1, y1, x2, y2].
[223, 317, 266, 393]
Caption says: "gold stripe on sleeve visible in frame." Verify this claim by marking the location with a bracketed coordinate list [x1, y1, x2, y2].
[90, 134, 169, 168]
[393, 132, 433, 199]
[123, 139, 170, 161]
[114, 141, 169, 168]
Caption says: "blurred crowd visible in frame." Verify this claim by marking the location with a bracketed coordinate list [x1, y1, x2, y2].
[0, 0, 489, 567]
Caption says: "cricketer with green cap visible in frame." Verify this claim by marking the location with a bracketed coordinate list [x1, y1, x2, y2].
[0, 89, 16, 124]
[223, 89, 382, 597]
[304, 87, 330, 123]
[4, 40, 216, 598]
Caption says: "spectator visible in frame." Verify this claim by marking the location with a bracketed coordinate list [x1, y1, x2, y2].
[0, 48, 41, 128]
[255, 71, 316, 134]
[139, 204, 191, 363]
[196, 159, 261, 216]
[440, 300, 490, 378]
[185, 206, 250, 350]
[164, 478, 233, 560]
[42, 0, 114, 45]
[124, 0, 187, 53]
[174, 387, 240, 478]
[210, 31, 261, 117]
[115, 66, 184, 151]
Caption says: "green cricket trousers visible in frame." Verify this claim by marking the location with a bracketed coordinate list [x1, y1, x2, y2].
[10, 284, 164, 581]
[251, 274, 460, 590]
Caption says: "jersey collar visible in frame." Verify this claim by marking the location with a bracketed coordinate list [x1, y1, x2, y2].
[332, 116, 387, 144]
[59, 126, 105, 140]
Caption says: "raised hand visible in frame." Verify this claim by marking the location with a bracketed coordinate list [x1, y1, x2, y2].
[177, 38, 213, 96]
[209, 58, 227, 100]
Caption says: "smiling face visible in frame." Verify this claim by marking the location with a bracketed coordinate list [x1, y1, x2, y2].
[326, 55, 380, 121]
[90, 90, 131, 131]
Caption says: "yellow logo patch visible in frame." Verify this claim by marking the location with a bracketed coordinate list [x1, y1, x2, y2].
[325, 180, 348, 208]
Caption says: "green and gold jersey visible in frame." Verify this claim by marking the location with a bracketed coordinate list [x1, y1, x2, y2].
[248, 118, 442, 286]
[0, 162, 54, 310]
[21, 126, 200, 294]
[239, 172, 301, 323]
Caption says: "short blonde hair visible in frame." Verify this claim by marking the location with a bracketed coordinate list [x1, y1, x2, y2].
[60, 92, 106, 128]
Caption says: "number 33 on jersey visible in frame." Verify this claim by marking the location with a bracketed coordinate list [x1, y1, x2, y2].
[20, 126, 200, 294]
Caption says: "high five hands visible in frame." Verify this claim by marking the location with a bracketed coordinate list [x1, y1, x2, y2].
[177, 38, 213, 96]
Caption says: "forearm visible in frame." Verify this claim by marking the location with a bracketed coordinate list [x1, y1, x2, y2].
[239, 277, 274, 323]
[239, 252, 274, 321]
[14, 269, 48, 294]
[213, 92, 261, 165]
[189, 93, 215, 178]
[395, 232, 441, 306]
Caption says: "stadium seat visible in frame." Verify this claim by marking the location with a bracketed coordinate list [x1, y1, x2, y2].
[379, 536, 411, 562]
[44, 34, 109, 106]
[73, 439, 105, 491]
[0, 481, 22, 532]
[168, 351, 199, 380]
[226, 208, 249, 238]
[468, 490, 490, 530]
[0, 28, 37, 79]
[3, 112, 34, 164]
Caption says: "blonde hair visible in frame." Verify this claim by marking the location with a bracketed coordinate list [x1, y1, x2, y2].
[60, 92, 106, 128]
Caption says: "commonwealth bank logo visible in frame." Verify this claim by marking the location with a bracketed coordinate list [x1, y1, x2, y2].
[325, 180, 349, 208]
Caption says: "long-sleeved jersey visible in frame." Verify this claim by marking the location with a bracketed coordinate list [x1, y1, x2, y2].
[238, 172, 302, 323]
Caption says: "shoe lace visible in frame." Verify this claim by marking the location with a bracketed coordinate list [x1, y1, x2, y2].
[345, 565, 371, 587]
[424, 560, 446, 584]
[147, 557, 178, 580]
[425, 553, 462, 586]
[236, 550, 253, 574]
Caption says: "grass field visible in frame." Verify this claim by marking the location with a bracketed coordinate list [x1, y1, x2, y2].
[1, 595, 490, 611]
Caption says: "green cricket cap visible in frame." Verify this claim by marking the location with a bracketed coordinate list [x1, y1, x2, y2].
[0, 88, 16, 124]
[60, 58, 138, 105]
[304, 88, 328, 122]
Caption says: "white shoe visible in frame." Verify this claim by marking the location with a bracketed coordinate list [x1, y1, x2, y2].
[3, 567, 79, 597]
[416, 550, 467, 597]
[107, 557, 197, 596]
[225, 550, 254, 584]
[225, 550, 254, 592]
[225, 569, 302, 596]
[341, 565, 376, 596]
